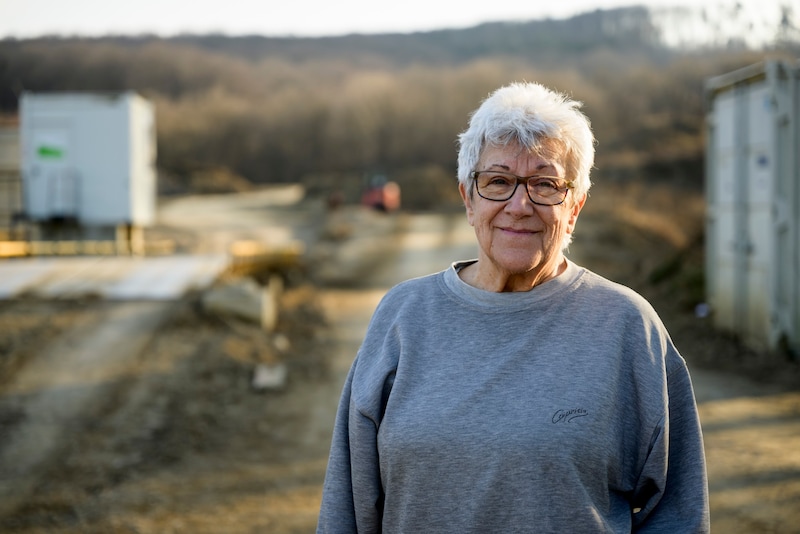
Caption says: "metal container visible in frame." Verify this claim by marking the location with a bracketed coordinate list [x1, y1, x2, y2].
[705, 60, 799, 356]
[20, 92, 156, 227]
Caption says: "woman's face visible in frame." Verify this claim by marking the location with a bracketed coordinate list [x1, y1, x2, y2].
[459, 142, 585, 290]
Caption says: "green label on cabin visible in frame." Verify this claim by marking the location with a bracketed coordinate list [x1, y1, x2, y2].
[37, 145, 65, 159]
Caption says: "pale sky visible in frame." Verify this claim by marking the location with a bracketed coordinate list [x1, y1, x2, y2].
[0, 0, 780, 39]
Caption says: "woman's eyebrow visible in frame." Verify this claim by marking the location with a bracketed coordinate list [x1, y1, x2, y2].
[483, 161, 558, 173]
[484, 163, 511, 171]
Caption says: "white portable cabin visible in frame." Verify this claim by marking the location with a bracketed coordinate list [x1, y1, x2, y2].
[20, 92, 156, 228]
[0, 119, 21, 233]
[705, 60, 799, 356]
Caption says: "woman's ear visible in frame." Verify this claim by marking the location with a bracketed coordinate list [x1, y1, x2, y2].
[566, 193, 587, 234]
[459, 182, 475, 226]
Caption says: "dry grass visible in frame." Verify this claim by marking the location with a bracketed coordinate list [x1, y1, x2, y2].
[572, 180, 705, 295]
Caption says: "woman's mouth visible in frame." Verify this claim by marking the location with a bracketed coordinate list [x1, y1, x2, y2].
[500, 227, 535, 235]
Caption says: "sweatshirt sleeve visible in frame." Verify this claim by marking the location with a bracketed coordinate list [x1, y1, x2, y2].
[318, 287, 407, 533]
[632, 357, 710, 533]
[317, 357, 385, 534]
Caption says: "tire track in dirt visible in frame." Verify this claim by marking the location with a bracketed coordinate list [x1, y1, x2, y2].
[0, 301, 176, 518]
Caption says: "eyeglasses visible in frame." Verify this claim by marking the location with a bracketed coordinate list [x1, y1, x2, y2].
[470, 171, 574, 206]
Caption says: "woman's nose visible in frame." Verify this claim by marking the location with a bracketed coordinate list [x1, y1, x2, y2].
[505, 181, 534, 213]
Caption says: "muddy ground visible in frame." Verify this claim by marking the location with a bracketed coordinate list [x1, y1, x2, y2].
[0, 186, 799, 533]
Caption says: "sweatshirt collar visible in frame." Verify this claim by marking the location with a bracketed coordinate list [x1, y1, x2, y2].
[443, 258, 584, 310]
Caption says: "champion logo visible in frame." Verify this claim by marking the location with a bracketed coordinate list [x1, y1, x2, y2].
[551, 408, 588, 424]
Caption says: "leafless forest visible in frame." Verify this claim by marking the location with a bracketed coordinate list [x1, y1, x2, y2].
[1, 7, 798, 209]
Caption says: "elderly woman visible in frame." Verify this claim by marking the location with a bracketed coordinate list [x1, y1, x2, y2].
[317, 82, 709, 533]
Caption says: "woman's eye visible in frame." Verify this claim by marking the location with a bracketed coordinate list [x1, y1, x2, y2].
[533, 179, 559, 189]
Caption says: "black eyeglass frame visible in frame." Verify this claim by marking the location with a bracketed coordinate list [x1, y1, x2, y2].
[469, 170, 574, 206]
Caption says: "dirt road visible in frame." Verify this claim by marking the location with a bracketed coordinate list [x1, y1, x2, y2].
[0, 189, 798, 533]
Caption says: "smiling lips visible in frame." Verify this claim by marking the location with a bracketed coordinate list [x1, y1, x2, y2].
[499, 226, 537, 235]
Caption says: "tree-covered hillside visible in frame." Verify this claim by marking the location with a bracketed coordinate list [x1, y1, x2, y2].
[0, 6, 797, 204]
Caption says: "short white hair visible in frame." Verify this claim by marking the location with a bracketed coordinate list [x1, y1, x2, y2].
[457, 82, 595, 201]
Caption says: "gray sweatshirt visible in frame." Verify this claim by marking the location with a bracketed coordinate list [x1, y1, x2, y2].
[318, 260, 710, 533]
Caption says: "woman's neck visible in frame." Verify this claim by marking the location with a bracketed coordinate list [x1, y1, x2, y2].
[459, 256, 567, 293]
